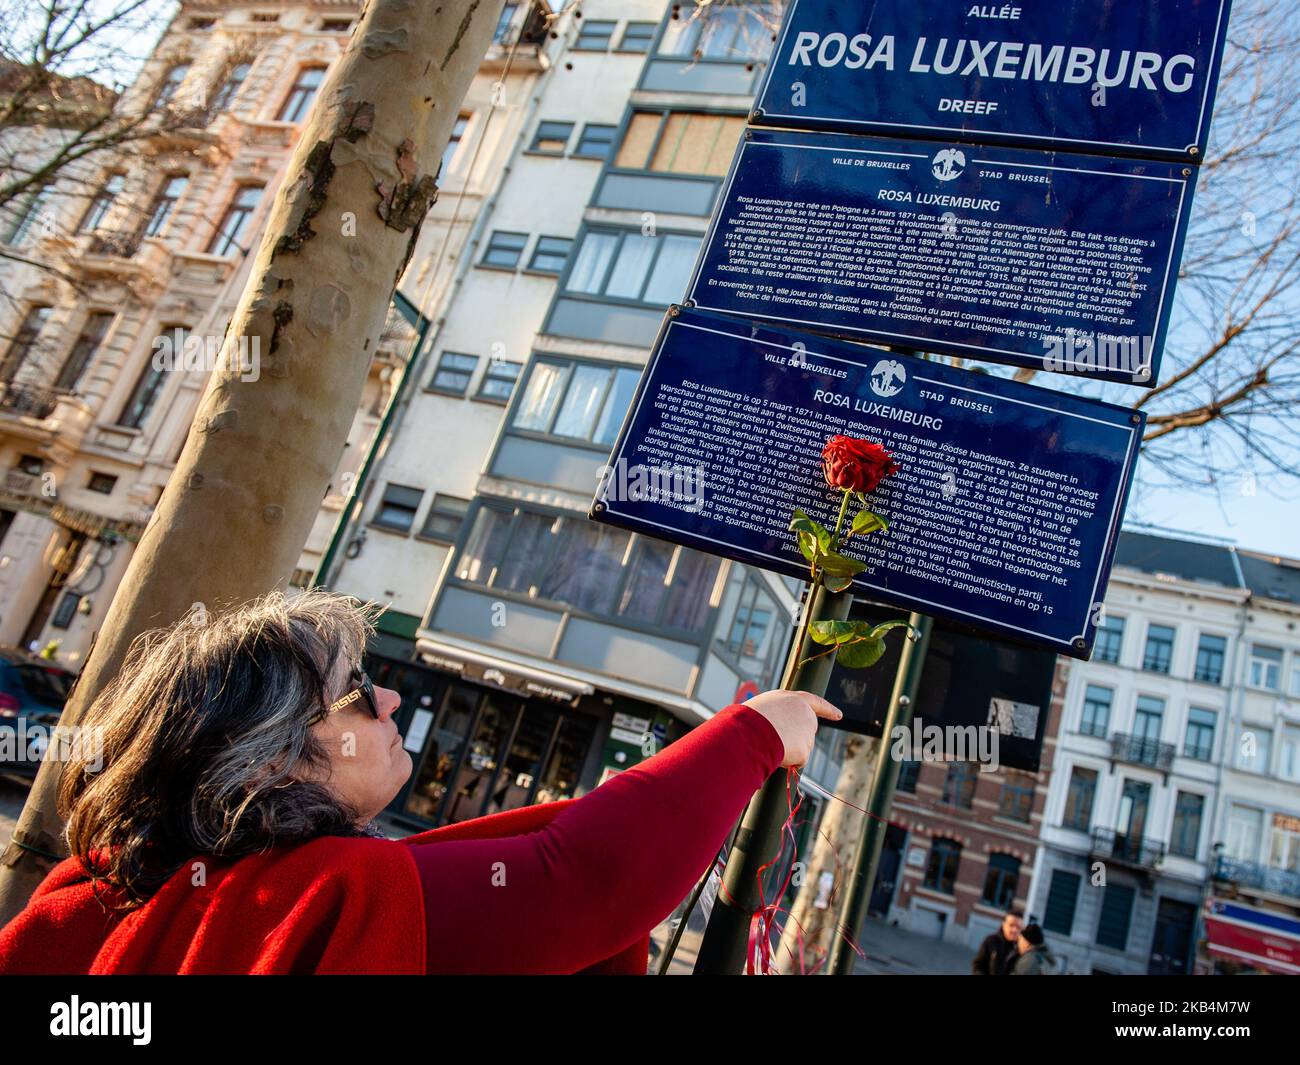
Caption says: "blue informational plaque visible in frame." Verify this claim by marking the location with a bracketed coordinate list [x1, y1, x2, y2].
[685, 128, 1195, 386]
[591, 307, 1145, 659]
[752, 0, 1231, 162]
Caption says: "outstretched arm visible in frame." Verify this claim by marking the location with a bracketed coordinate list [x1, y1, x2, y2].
[410, 702, 784, 975]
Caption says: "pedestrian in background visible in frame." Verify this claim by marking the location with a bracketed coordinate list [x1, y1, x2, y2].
[972, 910, 1023, 975]
[1011, 923, 1055, 975]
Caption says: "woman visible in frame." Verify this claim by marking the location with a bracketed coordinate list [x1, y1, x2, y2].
[0, 590, 839, 974]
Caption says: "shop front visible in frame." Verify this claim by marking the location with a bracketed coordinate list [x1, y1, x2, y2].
[367, 639, 688, 831]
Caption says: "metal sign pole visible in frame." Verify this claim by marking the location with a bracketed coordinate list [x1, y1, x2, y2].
[693, 582, 852, 974]
[827, 611, 933, 976]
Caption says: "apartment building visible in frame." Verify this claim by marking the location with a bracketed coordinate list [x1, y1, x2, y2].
[1029, 531, 1300, 975]
[317, 1, 813, 829]
[0, 0, 543, 661]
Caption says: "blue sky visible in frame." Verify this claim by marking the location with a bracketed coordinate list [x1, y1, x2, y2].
[1129, 481, 1297, 557]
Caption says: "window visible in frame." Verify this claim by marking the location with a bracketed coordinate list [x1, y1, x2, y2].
[658, 3, 778, 60]
[207, 186, 263, 256]
[456, 504, 719, 632]
[1142, 623, 1175, 673]
[529, 121, 573, 154]
[441, 114, 470, 176]
[3, 184, 53, 245]
[1183, 708, 1216, 762]
[998, 781, 1033, 822]
[492, 3, 519, 44]
[942, 763, 976, 809]
[1079, 685, 1111, 738]
[897, 760, 920, 793]
[1, 306, 52, 384]
[153, 63, 191, 108]
[1170, 792, 1204, 859]
[621, 537, 720, 632]
[482, 230, 528, 268]
[118, 327, 186, 430]
[1250, 645, 1283, 690]
[373, 484, 424, 533]
[15, 454, 44, 475]
[618, 21, 657, 52]
[1133, 695, 1164, 743]
[1194, 633, 1227, 684]
[512, 359, 640, 446]
[429, 351, 478, 395]
[277, 67, 325, 123]
[1281, 726, 1300, 782]
[1226, 805, 1263, 861]
[87, 472, 117, 495]
[614, 111, 746, 177]
[1043, 870, 1080, 935]
[189, 17, 215, 30]
[574, 123, 617, 159]
[78, 174, 125, 233]
[565, 229, 700, 306]
[982, 854, 1020, 908]
[1063, 767, 1097, 831]
[54, 312, 114, 392]
[321, 17, 353, 32]
[1270, 820, 1300, 874]
[419, 494, 470, 542]
[143, 175, 188, 238]
[924, 838, 962, 894]
[574, 18, 616, 51]
[527, 235, 573, 273]
[1236, 726, 1271, 774]
[476, 359, 521, 403]
[720, 571, 776, 662]
[1093, 614, 1124, 664]
[1095, 883, 1135, 950]
[210, 61, 252, 113]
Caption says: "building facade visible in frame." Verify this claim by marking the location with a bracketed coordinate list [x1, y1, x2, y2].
[1029, 531, 1300, 975]
[0, 0, 544, 661]
[315, 0, 817, 830]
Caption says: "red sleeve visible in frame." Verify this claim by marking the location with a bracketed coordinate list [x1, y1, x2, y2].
[409, 701, 784, 975]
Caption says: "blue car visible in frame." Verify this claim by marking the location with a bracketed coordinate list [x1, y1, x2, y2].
[0, 648, 76, 779]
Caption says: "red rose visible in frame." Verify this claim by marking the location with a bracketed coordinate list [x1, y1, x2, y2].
[821, 435, 898, 494]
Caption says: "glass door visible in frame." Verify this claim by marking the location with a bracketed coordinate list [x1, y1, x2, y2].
[402, 684, 478, 823]
[443, 692, 522, 824]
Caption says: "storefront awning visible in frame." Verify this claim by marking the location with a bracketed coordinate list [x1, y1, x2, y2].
[414, 633, 714, 723]
[1204, 897, 1300, 975]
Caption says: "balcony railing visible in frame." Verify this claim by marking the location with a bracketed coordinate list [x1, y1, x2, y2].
[1213, 855, 1300, 900]
[1110, 731, 1176, 772]
[1092, 827, 1166, 869]
[0, 382, 59, 419]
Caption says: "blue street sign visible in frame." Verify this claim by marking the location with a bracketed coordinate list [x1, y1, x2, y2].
[685, 128, 1195, 386]
[753, 0, 1232, 162]
[591, 307, 1144, 659]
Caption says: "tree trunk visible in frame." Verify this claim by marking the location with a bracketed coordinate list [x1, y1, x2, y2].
[778, 735, 880, 973]
[0, 0, 507, 926]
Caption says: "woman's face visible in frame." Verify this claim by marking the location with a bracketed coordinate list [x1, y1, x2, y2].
[308, 668, 411, 822]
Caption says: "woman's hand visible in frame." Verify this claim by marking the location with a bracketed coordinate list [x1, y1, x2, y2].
[743, 689, 843, 767]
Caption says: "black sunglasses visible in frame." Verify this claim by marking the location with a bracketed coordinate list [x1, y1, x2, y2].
[318, 669, 379, 722]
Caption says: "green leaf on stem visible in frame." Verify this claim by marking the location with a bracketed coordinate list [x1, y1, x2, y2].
[808, 619, 860, 645]
[789, 509, 831, 551]
[818, 551, 868, 577]
[867, 619, 915, 642]
[797, 530, 818, 563]
[850, 509, 889, 537]
[821, 572, 854, 592]
[837, 637, 887, 668]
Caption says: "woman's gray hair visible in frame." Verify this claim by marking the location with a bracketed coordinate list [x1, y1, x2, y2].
[60, 589, 379, 908]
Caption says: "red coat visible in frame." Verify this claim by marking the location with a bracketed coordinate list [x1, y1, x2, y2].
[0, 702, 783, 974]
[0, 803, 643, 974]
